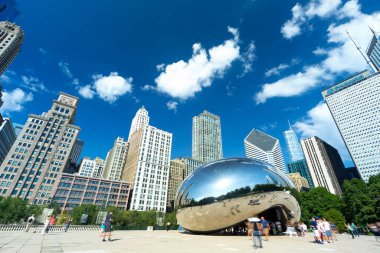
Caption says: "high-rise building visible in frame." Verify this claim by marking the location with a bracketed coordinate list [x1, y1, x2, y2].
[181, 157, 204, 179]
[300, 136, 343, 195]
[192, 110, 222, 163]
[128, 106, 149, 140]
[322, 70, 380, 182]
[344, 167, 361, 180]
[68, 139, 84, 164]
[287, 172, 310, 192]
[283, 123, 304, 162]
[0, 21, 23, 75]
[0, 0, 19, 22]
[288, 159, 314, 188]
[12, 122, 23, 137]
[167, 159, 184, 210]
[0, 117, 16, 164]
[78, 156, 105, 178]
[53, 173, 130, 210]
[0, 93, 80, 204]
[366, 29, 380, 72]
[102, 137, 128, 180]
[123, 109, 172, 212]
[244, 129, 286, 173]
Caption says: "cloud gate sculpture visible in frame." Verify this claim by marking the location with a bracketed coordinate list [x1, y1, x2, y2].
[175, 158, 301, 233]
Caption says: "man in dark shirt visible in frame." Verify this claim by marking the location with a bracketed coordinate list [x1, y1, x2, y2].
[261, 216, 270, 241]
[102, 212, 113, 242]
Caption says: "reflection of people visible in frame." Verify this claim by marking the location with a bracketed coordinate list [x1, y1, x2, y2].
[102, 212, 113, 242]
[25, 214, 35, 232]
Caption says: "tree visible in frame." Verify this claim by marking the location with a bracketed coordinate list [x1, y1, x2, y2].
[71, 204, 100, 224]
[0, 197, 28, 224]
[367, 174, 380, 222]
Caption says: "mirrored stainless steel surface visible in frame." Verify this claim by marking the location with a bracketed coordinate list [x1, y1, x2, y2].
[175, 158, 301, 233]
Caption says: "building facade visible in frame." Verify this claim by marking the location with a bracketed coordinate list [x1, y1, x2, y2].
[0, 117, 16, 164]
[287, 159, 314, 188]
[322, 70, 380, 182]
[68, 139, 84, 164]
[0, 21, 23, 75]
[366, 30, 380, 72]
[12, 122, 23, 137]
[0, 93, 80, 204]
[244, 129, 286, 173]
[181, 157, 204, 179]
[128, 106, 149, 140]
[287, 172, 310, 192]
[102, 137, 128, 180]
[300, 136, 343, 195]
[283, 124, 304, 162]
[123, 124, 172, 212]
[78, 157, 105, 178]
[167, 159, 184, 210]
[192, 110, 223, 163]
[53, 173, 130, 210]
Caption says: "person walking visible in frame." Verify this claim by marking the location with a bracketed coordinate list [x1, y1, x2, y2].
[301, 222, 307, 237]
[166, 221, 171, 231]
[251, 218, 262, 249]
[41, 215, 51, 235]
[25, 214, 35, 232]
[346, 223, 355, 239]
[102, 211, 113, 242]
[322, 219, 333, 243]
[310, 217, 321, 244]
[63, 217, 72, 232]
[351, 222, 359, 237]
[260, 216, 270, 241]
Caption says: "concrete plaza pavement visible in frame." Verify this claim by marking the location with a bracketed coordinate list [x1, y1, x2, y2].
[0, 230, 378, 253]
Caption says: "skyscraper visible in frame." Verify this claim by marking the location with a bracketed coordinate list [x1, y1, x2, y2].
[78, 157, 105, 178]
[288, 159, 314, 188]
[322, 70, 380, 182]
[128, 106, 149, 140]
[12, 122, 23, 137]
[244, 129, 286, 173]
[123, 107, 172, 212]
[286, 172, 310, 192]
[283, 123, 304, 162]
[102, 137, 128, 180]
[167, 159, 184, 210]
[0, 21, 23, 75]
[192, 110, 222, 163]
[68, 139, 84, 164]
[0, 0, 19, 22]
[300, 136, 343, 195]
[366, 28, 380, 72]
[0, 117, 16, 164]
[0, 93, 80, 204]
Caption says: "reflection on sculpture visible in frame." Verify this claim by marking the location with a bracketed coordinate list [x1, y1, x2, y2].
[175, 158, 301, 233]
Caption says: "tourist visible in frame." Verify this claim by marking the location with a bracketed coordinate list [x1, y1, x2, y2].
[310, 217, 321, 244]
[50, 215, 56, 226]
[166, 221, 171, 231]
[270, 222, 277, 235]
[301, 222, 307, 237]
[351, 222, 359, 237]
[63, 217, 72, 232]
[25, 214, 35, 232]
[251, 217, 262, 249]
[245, 219, 253, 239]
[317, 219, 326, 243]
[346, 223, 355, 239]
[102, 211, 113, 242]
[41, 215, 51, 235]
[275, 220, 282, 234]
[260, 216, 270, 241]
[294, 221, 302, 237]
[367, 222, 379, 242]
[322, 218, 333, 243]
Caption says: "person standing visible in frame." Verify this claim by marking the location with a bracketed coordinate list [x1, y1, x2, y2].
[310, 217, 321, 244]
[322, 219, 333, 243]
[166, 221, 171, 231]
[25, 214, 35, 232]
[275, 220, 282, 234]
[102, 211, 113, 242]
[41, 215, 51, 235]
[63, 217, 72, 232]
[260, 216, 270, 241]
[351, 222, 359, 237]
[346, 223, 355, 239]
[252, 219, 263, 249]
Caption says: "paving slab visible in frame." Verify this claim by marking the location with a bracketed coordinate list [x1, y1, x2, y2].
[0, 230, 378, 253]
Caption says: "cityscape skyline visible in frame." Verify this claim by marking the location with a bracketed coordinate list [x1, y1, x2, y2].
[2, 1, 380, 169]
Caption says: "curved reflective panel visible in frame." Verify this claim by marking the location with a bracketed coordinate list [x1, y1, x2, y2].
[175, 158, 301, 233]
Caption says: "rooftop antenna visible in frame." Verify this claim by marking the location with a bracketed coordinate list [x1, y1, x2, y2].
[346, 30, 377, 73]
[288, 120, 292, 130]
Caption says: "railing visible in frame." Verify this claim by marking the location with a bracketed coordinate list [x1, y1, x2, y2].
[0, 224, 100, 232]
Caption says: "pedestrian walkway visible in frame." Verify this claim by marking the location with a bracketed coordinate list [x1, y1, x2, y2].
[0, 230, 378, 253]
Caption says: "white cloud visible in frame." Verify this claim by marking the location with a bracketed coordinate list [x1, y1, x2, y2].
[166, 101, 178, 112]
[78, 85, 95, 99]
[255, 65, 329, 104]
[72, 78, 79, 85]
[0, 88, 33, 114]
[58, 61, 73, 79]
[156, 64, 165, 71]
[265, 63, 290, 77]
[21, 75, 47, 92]
[78, 72, 133, 103]
[141, 84, 156, 91]
[281, 0, 342, 39]
[255, 0, 380, 103]
[154, 27, 240, 100]
[294, 102, 351, 162]
[239, 41, 256, 77]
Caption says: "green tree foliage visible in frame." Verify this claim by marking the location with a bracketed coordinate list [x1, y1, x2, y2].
[342, 178, 375, 226]
[323, 208, 346, 232]
[71, 204, 100, 225]
[0, 197, 43, 224]
[367, 174, 380, 221]
[163, 212, 177, 228]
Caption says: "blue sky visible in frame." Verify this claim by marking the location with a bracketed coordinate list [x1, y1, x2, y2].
[1, 0, 380, 167]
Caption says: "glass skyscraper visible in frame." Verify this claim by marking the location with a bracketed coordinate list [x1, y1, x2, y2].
[366, 29, 380, 72]
[192, 110, 223, 163]
[322, 70, 380, 182]
[283, 123, 304, 162]
[288, 159, 314, 188]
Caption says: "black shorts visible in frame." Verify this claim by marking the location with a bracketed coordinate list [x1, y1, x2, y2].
[104, 224, 112, 232]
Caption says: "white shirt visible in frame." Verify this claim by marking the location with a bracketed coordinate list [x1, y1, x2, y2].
[323, 221, 331, 231]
